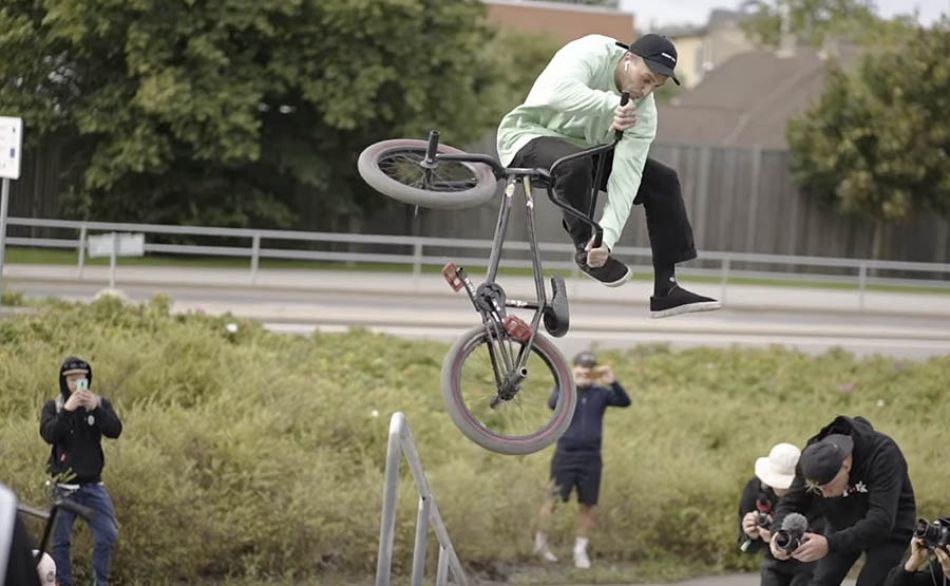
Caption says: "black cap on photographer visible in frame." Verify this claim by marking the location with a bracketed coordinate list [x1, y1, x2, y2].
[616, 34, 681, 86]
[573, 351, 598, 368]
[800, 434, 854, 485]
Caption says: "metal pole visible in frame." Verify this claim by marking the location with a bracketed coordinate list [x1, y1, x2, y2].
[77, 223, 87, 278]
[410, 496, 431, 586]
[250, 233, 261, 285]
[412, 241, 423, 286]
[435, 546, 449, 586]
[858, 263, 867, 310]
[109, 232, 118, 289]
[0, 178, 10, 304]
[720, 257, 731, 304]
[375, 413, 404, 586]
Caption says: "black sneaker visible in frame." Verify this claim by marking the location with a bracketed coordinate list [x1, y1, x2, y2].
[650, 284, 722, 318]
[574, 251, 630, 287]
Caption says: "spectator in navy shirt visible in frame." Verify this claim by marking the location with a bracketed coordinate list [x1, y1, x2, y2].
[532, 351, 631, 569]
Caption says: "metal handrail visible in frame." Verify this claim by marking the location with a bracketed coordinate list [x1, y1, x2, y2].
[376, 412, 467, 586]
[5, 216, 950, 301]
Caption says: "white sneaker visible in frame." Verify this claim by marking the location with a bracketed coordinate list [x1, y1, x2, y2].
[573, 548, 590, 569]
[533, 543, 558, 562]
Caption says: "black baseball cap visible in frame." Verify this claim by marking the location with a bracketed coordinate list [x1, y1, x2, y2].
[800, 434, 854, 485]
[616, 34, 681, 86]
[573, 351, 598, 368]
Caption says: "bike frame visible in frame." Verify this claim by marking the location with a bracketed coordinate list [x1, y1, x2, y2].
[431, 133, 620, 400]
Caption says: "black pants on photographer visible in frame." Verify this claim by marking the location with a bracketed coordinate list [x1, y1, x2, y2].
[760, 557, 815, 586]
[810, 540, 906, 586]
[509, 137, 697, 265]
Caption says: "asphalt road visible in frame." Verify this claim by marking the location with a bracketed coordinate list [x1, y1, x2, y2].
[5, 268, 950, 360]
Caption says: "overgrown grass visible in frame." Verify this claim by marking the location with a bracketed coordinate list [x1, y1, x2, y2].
[0, 298, 947, 584]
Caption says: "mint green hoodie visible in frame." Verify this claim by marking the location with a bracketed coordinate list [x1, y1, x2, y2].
[496, 35, 657, 251]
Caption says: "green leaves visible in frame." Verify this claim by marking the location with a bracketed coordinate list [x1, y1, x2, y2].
[788, 19, 950, 240]
[0, 0, 541, 227]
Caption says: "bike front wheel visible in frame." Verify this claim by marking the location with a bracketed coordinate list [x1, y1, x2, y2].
[357, 139, 498, 209]
[441, 326, 576, 455]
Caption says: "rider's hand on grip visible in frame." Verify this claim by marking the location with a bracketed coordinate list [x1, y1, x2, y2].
[585, 237, 610, 268]
[609, 92, 634, 135]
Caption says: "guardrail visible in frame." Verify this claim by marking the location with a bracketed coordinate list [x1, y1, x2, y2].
[376, 412, 467, 586]
[5, 217, 950, 309]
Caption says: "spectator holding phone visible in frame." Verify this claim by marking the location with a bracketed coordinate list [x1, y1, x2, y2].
[533, 351, 631, 569]
[40, 357, 122, 586]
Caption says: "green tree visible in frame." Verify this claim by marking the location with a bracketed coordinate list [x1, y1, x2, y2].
[740, 0, 914, 49]
[0, 0, 536, 228]
[786, 18, 950, 258]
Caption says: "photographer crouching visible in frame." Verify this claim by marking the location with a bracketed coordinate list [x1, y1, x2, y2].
[769, 416, 916, 586]
[885, 517, 950, 586]
[739, 442, 822, 586]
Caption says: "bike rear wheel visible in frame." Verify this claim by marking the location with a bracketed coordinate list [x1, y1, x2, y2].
[358, 139, 498, 209]
[441, 326, 575, 455]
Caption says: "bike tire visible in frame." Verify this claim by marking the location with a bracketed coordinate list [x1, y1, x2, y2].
[441, 326, 576, 455]
[358, 139, 499, 210]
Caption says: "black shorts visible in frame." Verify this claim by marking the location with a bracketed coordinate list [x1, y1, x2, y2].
[550, 451, 602, 505]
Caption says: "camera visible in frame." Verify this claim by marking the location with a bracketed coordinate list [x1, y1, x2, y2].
[774, 512, 809, 553]
[76, 378, 88, 391]
[774, 527, 804, 553]
[739, 510, 773, 552]
[913, 518, 950, 550]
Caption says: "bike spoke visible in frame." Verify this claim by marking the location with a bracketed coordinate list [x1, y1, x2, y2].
[378, 151, 479, 193]
[456, 337, 559, 439]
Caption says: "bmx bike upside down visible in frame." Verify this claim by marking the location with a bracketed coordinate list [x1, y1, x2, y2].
[357, 95, 629, 455]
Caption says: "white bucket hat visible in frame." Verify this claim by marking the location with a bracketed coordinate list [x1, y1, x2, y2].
[754, 442, 801, 490]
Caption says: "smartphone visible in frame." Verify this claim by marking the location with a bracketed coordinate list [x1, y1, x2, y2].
[76, 378, 89, 391]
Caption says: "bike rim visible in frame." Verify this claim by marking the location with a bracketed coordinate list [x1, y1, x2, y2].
[450, 330, 570, 443]
[376, 148, 481, 193]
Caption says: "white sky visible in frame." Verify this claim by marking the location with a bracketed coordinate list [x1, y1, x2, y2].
[618, 0, 949, 29]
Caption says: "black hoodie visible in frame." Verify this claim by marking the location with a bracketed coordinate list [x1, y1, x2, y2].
[774, 416, 916, 555]
[39, 357, 122, 484]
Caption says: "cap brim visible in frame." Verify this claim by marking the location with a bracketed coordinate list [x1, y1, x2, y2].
[643, 58, 681, 86]
[62, 368, 89, 376]
[755, 457, 795, 490]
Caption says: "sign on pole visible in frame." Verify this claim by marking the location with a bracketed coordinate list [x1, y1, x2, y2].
[0, 116, 23, 306]
[0, 117, 23, 180]
[87, 232, 145, 289]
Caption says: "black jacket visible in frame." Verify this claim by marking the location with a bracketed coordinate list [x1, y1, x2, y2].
[548, 381, 630, 453]
[40, 359, 122, 484]
[884, 560, 946, 586]
[774, 416, 916, 555]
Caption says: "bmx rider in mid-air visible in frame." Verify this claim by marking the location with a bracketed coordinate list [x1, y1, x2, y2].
[497, 33, 721, 318]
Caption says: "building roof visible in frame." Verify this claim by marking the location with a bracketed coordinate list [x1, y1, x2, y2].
[656, 45, 860, 149]
[483, 0, 635, 44]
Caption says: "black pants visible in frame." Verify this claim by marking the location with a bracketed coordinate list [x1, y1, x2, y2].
[509, 136, 697, 264]
[760, 556, 815, 586]
[810, 540, 907, 586]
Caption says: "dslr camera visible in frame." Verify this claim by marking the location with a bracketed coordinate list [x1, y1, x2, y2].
[914, 518, 950, 550]
[774, 512, 809, 553]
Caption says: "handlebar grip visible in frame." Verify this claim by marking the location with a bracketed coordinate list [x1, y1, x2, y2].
[591, 227, 603, 250]
[54, 498, 96, 521]
[424, 130, 440, 166]
[615, 92, 630, 141]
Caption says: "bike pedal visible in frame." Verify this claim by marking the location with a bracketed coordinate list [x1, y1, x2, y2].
[502, 315, 532, 343]
[441, 263, 464, 292]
